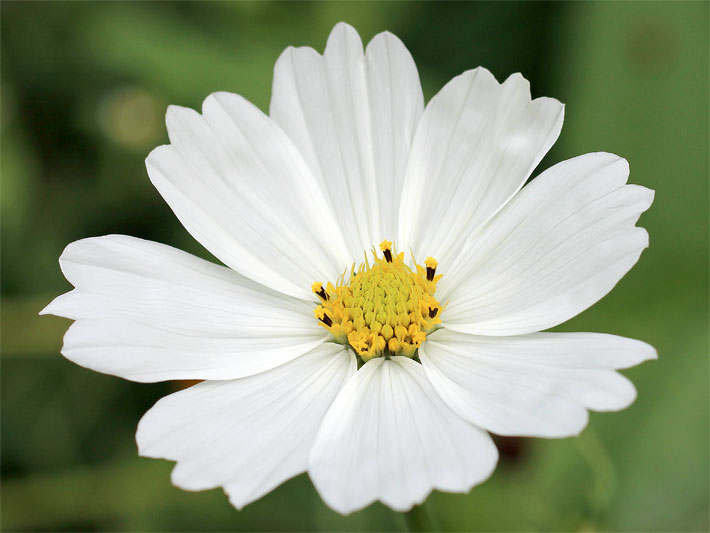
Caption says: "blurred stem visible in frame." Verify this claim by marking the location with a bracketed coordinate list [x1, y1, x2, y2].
[575, 427, 617, 519]
[403, 503, 437, 532]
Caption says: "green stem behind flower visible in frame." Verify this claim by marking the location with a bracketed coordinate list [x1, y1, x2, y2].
[403, 503, 437, 532]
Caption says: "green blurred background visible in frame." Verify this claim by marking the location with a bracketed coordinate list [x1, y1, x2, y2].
[1, 1, 708, 531]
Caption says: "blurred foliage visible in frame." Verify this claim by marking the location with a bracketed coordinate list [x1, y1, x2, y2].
[1, 1, 708, 531]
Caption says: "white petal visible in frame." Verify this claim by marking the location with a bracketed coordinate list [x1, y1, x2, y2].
[146, 92, 350, 300]
[420, 329, 657, 438]
[439, 152, 654, 335]
[136, 342, 356, 510]
[270, 22, 424, 255]
[308, 356, 498, 514]
[41, 235, 327, 382]
[398, 68, 564, 267]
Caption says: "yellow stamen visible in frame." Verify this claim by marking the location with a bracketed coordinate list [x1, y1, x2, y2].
[379, 240, 394, 263]
[312, 282, 329, 301]
[313, 240, 443, 359]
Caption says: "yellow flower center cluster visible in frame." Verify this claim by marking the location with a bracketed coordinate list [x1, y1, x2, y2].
[313, 241, 443, 360]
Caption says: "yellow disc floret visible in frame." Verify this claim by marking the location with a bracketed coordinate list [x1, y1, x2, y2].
[313, 241, 443, 361]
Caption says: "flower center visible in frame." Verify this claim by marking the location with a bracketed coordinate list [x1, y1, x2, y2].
[312, 240, 442, 361]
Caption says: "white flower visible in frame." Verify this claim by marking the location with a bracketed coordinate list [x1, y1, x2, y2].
[42, 22, 656, 515]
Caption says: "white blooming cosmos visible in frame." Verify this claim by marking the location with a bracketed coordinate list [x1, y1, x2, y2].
[42, 22, 656, 515]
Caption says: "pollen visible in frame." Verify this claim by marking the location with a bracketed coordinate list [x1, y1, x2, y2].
[313, 241, 443, 361]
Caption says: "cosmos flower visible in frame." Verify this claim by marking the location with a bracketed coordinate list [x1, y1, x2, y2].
[42, 22, 656, 515]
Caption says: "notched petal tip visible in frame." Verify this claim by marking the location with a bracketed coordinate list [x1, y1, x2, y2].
[165, 103, 191, 121]
[568, 410, 591, 438]
[633, 185, 656, 213]
[643, 342, 659, 361]
[503, 71, 531, 96]
[225, 490, 249, 512]
[329, 21, 361, 41]
[616, 337, 659, 368]
[612, 153, 631, 176]
[531, 95, 565, 119]
[135, 405, 167, 458]
[461, 65, 498, 84]
[144, 143, 172, 170]
[54, 236, 114, 290]
[634, 226, 650, 249]
[164, 104, 205, 144]
[56, 238, 89, 270]
[470, 69, 564, 109]
[366, 27, 407, 52]
[603, 373, 638, 412]
[275, 44, 321, 65]
[325, 21, 364, 58]
[170, 462, 217, 493]
[39, 298, 60, 316]
[201, 90, 248, 117]
[38, 292, 74, 317]
[371, 29, 397, 41]
[501, 74, 565, 109]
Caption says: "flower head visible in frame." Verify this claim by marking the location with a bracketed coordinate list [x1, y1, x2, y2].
[42, 22, 656, 515]
[313, 241, 441, 360]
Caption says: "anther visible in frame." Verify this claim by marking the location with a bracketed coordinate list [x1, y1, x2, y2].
[315, 307, 333, 327]
[428, 307, 438, 318]
[312, 282, 329, 301]
[379, 240, 393, 263]
[425, 257, 438, 282]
